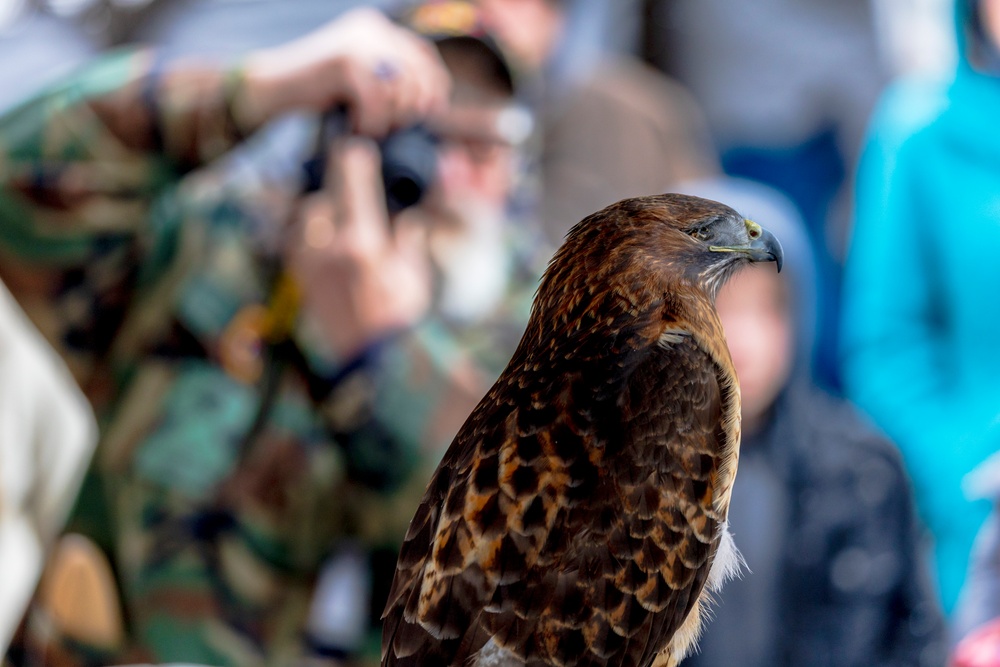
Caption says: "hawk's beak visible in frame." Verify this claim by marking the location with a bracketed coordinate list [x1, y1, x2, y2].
[746, 227, 783, 272]
[710, 220, 784, 272]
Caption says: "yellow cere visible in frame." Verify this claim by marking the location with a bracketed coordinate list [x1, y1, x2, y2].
[744, 219, 762, 240]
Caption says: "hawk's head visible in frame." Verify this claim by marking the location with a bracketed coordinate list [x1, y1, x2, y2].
[663, 193, 783, 296]
[543, 193, 783, 306]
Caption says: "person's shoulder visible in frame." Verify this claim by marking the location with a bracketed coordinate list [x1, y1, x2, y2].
[787, 385, 907, 475]
[774, 388, 917, 524]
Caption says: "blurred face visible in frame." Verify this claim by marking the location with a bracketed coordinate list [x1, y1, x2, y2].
[715, 266, 794, 433]
[414, 38, 519, 225]
[404, 63, 521, 322]
[424, 102, 515, 218]
[985, 0, 1000, 49]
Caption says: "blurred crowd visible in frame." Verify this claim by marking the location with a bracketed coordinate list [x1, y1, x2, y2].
[1, 0, 999, 666]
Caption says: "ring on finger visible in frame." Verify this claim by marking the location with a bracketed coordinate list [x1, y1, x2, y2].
[374, 60, 399, 81]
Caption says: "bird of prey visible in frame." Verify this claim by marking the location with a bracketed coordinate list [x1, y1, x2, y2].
[381, 193, 783, 667]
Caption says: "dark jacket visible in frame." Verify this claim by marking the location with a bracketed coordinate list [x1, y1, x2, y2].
[684, 383, 947, 667]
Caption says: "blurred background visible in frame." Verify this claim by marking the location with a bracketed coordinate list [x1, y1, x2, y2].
[8, 0, 952, 397]
[0, 0, 960, 393]
[0, 0, 956, 101]
[4, 0, 999, 665]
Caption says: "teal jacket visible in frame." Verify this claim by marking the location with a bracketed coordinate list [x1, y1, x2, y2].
[841, 0, 1000, 614]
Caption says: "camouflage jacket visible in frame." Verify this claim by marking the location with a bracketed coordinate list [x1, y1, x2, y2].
[0, 49, 538, 665]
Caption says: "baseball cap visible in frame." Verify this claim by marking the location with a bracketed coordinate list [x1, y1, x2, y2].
[395, 0, 516, 97]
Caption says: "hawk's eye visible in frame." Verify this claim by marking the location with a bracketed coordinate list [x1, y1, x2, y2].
[692, 228, 711, 242]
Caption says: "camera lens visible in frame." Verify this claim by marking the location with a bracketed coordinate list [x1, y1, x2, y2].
[303, 112, 439, 215]
[379, 125, 439, 214]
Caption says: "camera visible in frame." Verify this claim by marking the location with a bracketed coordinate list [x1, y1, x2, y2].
[378, 123, 439, 214]
[303, 109, 439, 215]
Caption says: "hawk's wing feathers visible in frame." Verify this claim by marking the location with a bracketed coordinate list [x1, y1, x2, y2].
[383, 324, 739, 667]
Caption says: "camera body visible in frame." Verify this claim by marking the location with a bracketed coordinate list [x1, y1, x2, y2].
[303, 109, 439, 214]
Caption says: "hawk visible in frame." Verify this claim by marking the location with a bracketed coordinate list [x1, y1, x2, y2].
[381, 193, 783, 666]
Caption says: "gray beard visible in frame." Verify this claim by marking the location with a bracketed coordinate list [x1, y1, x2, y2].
[433, 208, 511, 323]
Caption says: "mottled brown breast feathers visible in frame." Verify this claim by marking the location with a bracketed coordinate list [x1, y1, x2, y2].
[382, 194, 746, 667]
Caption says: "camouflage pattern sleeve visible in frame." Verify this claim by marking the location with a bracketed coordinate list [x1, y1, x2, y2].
[0, 48, 250, 264]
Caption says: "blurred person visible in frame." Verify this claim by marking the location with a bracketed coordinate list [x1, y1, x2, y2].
[841, 0, 1000, 616]
[657, 0, 888, 393]
[0, 3, 538, 665]
[475, 0, 718, 245]
[676, 177, 946, 667]
[0, 278, 98, 657]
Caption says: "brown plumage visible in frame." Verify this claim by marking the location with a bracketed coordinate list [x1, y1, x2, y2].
[381, 193, 783, 667]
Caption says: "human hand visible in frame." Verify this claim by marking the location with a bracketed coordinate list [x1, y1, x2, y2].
[239, 8, 451, 137]
[952, 617, 1000, 667]
[286, 137, 432, 361]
